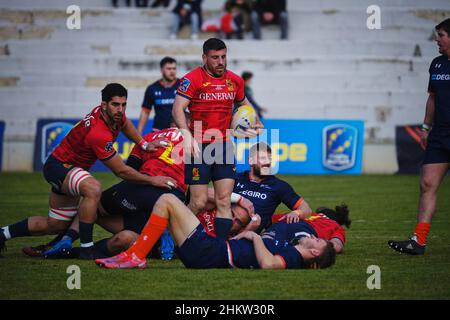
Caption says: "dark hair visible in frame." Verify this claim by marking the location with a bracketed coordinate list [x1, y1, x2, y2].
[436, 18, 450, 35]
[203, 38, 227, 54]
[307, 241, 336, 269]
[250, 142, 272, 158]
[160, 56, 177, 68]
[316, 203, 351, 228]
[241, 71, 253, 81]
[101, 83, 127, 103]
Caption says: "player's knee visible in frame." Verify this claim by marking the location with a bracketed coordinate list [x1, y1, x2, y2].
[82, 179, 102, 199]
[189, 195, 207, 212]
[420, 177, 438, 193]
[47, 218, 68, 235]
[109, 231, 137, 251]
[215, 192, 231, 210]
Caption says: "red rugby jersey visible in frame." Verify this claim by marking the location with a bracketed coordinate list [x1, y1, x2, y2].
[52, 106, 125, 170]
[272, 213, 346, 244]
[177, 66, 245, 143]
[197, 209, 217, 237]
[128, 128, 186, 192]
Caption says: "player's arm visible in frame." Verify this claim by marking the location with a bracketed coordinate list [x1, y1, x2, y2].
[420, 93, 435, 150]
[283, 200, 312, 223]
[241, 213, 261, 233]
[103, 153, 177, 189]
[235, 97, 264, 132]
[232, 231, 285, 269]
[137, 107, 151, 135]
[121, 118, 143, 146]
[172, 94, 199, 157]
[330, 238, 344, 254]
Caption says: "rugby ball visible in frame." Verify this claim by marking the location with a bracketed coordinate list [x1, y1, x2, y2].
[231, 105, 256, 138]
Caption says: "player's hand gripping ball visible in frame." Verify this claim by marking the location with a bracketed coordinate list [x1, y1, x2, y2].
[231, 105, 257, 138]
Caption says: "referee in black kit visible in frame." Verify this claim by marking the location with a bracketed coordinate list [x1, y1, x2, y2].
[389, 18, 450, 255]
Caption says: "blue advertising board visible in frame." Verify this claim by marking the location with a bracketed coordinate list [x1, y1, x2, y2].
[34, 118, 364, 174]
[33, 119, 154, 172]
[0, 121, 5, 171]
[233, 119, 364, 175]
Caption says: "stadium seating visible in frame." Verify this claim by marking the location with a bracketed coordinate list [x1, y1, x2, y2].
[0, 0, 449, 171]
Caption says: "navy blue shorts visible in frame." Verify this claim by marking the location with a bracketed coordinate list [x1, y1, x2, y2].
[423, 130, 450, 165]
[176, 224, 229, 269]
[185, 141, 236, 185]
[100, 180, 185, 234]
[43, 154, 75, 195]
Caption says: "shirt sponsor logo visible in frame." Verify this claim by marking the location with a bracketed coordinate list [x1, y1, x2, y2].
[431, 74, 450, 80]
[240, 190, 267, 199]
[180, 78, 191, 92]
[199, 92, 236, 101]
[121, 199, 137, 211]
[154, 98, 175, 105]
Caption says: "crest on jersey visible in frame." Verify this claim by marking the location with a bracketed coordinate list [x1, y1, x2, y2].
[105, 141, 114, 153]
[322, 124, 357, 171]
[179, 78, 191, 92]
[192, 167, 200, 181]
[41, 122, 74, 164]
[226, 80, 234, 92]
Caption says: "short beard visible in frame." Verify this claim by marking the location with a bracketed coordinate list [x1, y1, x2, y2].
[253, 165, 271, 178]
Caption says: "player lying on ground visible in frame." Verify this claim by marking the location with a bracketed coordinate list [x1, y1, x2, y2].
[271, 204, 351, 253]
[0, 83, 170, 259]
[23, 127, 185, 259]
[208, 142, 313, 233]
[95, 194, 336, 269]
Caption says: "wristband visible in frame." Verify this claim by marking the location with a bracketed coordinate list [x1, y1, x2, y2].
[139, 139, 149, 151]
[230, 192, 242, 204]
[421, 124, 431, 132]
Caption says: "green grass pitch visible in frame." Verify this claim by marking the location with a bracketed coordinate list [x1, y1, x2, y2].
[0, 172, 449, 299]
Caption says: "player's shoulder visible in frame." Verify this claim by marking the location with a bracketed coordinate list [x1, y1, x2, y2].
[430, 55, 447, 66]
[268, 175, 291, 188]
[225, 69, 244, 82]
[148, 79, 163, 89]
[182, 67, 203, 80]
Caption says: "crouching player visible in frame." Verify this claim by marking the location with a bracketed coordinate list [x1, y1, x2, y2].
[0, 83, 167, 259]
[34, 126, 186, 260]
[95, 194, 336, 269]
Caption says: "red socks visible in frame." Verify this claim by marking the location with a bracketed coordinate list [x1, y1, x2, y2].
[414, 222, 430, 246]
[126, 214, 168, 259]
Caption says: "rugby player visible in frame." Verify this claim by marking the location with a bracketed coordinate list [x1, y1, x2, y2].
[95, 193, 336, 270]
[137, 57, 180, 134]
[220, 142, 312, 232]
[172, 38, 263, 240]
[271, 204, 351, 253]
[0, 83, 172, 259]
[39, 126, 186, 259]
[388, 18, 450, 255]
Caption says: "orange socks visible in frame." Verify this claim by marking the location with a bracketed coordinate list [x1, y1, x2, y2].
[126, 213, 168, 259]
[414, 222, 431, 246]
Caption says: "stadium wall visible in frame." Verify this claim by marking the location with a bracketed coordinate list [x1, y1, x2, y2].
[0, 0, 448, 173]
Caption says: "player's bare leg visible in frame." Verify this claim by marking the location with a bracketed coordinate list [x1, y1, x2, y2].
[0, 191, 78, 256]
[62, 176, 102, 259]
[96, 194, 199, 268]
[212, 178, 234, 239]
[389, 162, 449, 255]
[417, 163, 449, 223]
[187, 184, 208, 214]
